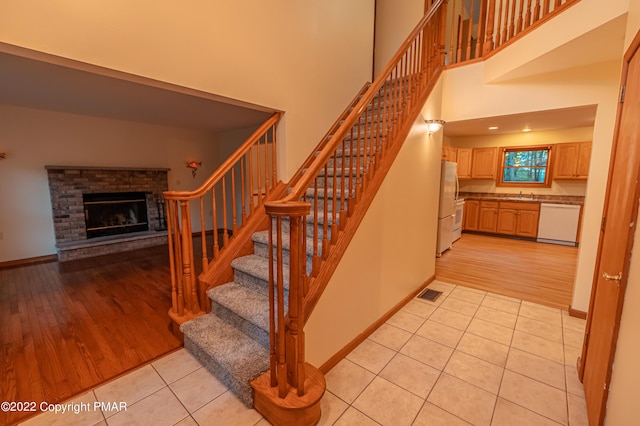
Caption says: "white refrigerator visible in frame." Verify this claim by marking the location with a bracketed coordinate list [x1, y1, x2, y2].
[436, 161, 458, 257]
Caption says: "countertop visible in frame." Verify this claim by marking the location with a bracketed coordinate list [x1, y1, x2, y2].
[459, 192, 584, 206]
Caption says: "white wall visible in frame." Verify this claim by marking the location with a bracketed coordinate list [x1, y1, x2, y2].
[0, 105, 221, 262]
[306, 77, 444, 366]
[374, 0, 425, 77]
[0, 0, 375, 180]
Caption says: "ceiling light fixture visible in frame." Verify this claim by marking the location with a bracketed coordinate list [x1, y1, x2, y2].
[488, 126, 498, 130]
[522, 128, 532, 132]
[425, 119, 446, 135]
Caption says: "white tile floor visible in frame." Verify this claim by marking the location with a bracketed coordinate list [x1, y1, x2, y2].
[20, 280, 588, 426]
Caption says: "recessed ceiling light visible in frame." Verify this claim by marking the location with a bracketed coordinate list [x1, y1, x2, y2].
[488, 126, 498, 130]
[522, 128, 532, 132]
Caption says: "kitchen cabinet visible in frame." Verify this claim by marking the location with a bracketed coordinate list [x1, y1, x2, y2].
[497, 201, 540, 238]
[553, 142, 592, 179]
[442, 145, 457, 162]
[478, 201, 499, 233]
[463, 200, 480, 230]
[457, 148, 473, 179]
[471, 147, 499, 179]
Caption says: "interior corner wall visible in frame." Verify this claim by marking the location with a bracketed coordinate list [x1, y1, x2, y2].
[305, 77, 444, 366]
[0, 0, 375, 181]
[0, 105, 218, 262]
[374, 0, 425, 77]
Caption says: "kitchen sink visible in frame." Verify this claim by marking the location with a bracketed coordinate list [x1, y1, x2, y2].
[502, 197, 538, 201]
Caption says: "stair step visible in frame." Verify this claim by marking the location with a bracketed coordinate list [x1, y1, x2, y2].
[181, 313, 269, 408]
[231, 254, 290, 294]
[208, 282, 275, 349]
[252, 230, 322, 266]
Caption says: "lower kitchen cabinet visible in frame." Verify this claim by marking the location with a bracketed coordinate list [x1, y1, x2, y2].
[478, 201, 499, 233]
[463, 199, 541, 239]
[497, 202, 540, 238]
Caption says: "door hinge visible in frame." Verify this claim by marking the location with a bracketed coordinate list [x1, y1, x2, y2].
[601, 216, 607, 232]
[620, 85, 626, 103]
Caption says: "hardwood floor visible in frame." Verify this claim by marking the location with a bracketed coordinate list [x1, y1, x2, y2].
[436, 233, 579, 310]
[0, 245, 182, 425]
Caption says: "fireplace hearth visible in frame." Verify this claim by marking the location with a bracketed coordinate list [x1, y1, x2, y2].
[83, 192, 149, 238]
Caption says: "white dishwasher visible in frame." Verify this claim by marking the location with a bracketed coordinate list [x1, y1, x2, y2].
[537, 203, 581, 246]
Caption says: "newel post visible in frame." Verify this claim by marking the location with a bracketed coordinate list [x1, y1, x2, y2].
[179, 199, 199, 314]
[264, 201, 311, 397]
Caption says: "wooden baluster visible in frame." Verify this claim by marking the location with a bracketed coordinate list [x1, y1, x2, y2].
[172, 202, 185, 315]
[465, 0, 475, 60]
[200, 197, 208, 274]
[554, 0, 562, 8]
[509, 0, 517, 39]
[524, 0, 533, 29]
[275, 215, 287, 398]
[533, 0, 541, 24]
[339, 134, 346, 230]
[212, 187, 219, 258]
[231, 166, 238, 236]
[516, 0, 525, 34]
[475, 0, 487, 58]
[271, 125, 278, 192]
[268, 215, 277, 387]
[448, 0, 457, 63]
[240, 158, 247, 225]
[222, 177, 229, 246]
[484, 0, 497, 55]
[312, 179, 320, 275]
[248, 148, 255, 215]
[256, 138, 263, 206]
[330, 159, 338, 243]
[166, 200, 180, 316]
[543, 0, 550, 14]
[499, 0, 507, 47]
[179, 199, 198, 313]
[322, 163, 329, 258]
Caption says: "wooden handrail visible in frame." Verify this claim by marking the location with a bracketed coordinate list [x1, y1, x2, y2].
[164, 111, 282, 327]
[164, 112, 281, 200]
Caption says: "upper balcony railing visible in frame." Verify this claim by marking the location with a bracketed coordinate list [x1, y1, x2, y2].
[446, 0, 581, 65]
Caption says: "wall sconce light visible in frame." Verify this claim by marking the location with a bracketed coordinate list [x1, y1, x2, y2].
[425, 119, 445, 135]
[185, 161, 202, 178]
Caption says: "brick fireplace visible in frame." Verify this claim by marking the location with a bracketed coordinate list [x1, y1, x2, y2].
[46, 166, 170, 261]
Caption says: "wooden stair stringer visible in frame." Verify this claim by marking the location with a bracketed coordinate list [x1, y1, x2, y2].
[303, 68, 444, 325]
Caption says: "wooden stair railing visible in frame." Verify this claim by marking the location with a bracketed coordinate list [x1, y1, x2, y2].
[251, 1, 447, 424]
[446, 0, 581, 65]
[163, 112, 282, 332]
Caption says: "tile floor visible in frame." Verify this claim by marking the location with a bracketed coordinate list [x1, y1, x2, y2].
[20, 280, 588, 426]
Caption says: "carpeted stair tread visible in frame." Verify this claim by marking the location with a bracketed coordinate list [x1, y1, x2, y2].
[231, 254, 290, 291]
[207, 282, 274, 347]
[180, 313, 269, 407]
[252, 230, 322, 257]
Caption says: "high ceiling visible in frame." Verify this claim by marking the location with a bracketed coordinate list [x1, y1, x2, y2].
[0, 48, 274, 133]
[443, 105, 598, 138]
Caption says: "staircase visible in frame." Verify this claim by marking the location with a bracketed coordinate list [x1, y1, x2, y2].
[180, 113, 364, 407]
[163, 2, 448, 424]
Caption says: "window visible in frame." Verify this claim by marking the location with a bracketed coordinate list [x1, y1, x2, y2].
[498, 146, 552, 187]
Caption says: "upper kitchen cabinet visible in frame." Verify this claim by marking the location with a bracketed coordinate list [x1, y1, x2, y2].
[442, 145, 457, 162]
[471, 147, 499, 179]
[553, 142, 592, 179]
[457, 148, 472, 179]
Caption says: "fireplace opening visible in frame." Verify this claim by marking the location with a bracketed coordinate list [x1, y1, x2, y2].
[83, 192, 149, 239]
